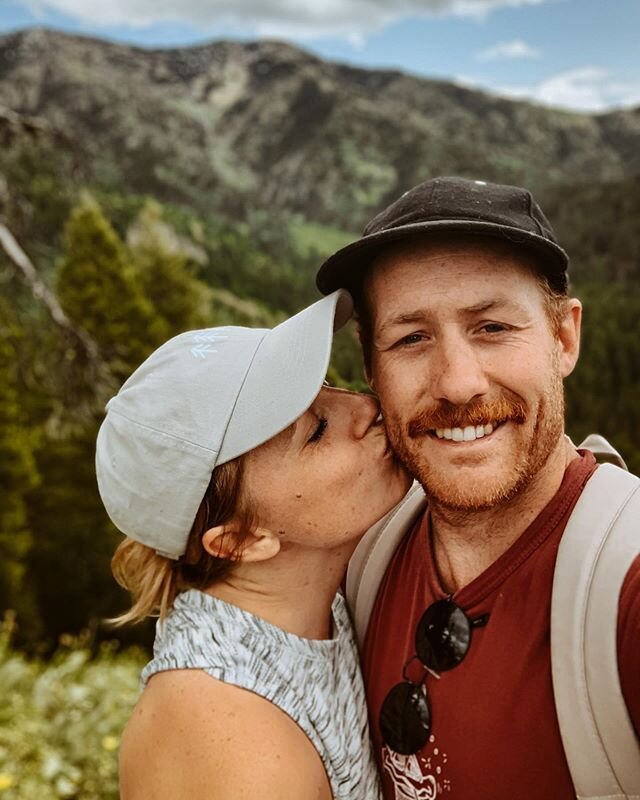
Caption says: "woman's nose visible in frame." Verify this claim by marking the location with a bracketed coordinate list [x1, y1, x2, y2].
[322, 386, 380, 439]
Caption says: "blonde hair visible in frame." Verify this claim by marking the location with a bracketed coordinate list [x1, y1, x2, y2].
[110, 457, 254, 625]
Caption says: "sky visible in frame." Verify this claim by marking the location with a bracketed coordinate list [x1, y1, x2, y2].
[1, 0, 639, 112]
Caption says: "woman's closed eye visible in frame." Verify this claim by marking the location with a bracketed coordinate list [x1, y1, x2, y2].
[308, 417, 328, 444]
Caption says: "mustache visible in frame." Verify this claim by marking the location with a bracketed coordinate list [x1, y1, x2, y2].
[407, 395, 527, 439]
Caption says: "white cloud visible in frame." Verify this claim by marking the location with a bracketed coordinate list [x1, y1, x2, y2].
[494, 67, 640, 112]
[476, 39, 541, 62]
[27, 0, 549, 41]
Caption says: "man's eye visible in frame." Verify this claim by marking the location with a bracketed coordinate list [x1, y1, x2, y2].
[396, 333, 425, 347]
[480, 323, 507, 334]
[308, 417, 328, 443]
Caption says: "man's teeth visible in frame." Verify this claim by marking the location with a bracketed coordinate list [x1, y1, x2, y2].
[435, 423, 495, 441]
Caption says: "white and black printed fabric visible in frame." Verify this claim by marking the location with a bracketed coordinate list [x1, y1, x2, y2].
[142, 589, 382, 800]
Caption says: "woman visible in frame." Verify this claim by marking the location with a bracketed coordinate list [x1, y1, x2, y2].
[96, 289, 411, 800]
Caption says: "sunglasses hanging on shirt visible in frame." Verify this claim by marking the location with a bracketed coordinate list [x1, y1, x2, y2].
[379, 598, 489, 755]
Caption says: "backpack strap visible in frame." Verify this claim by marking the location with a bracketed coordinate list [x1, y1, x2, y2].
[578, 433, 628, 470]
[551, 463, 640, 800]
[346, 481, 426, 647]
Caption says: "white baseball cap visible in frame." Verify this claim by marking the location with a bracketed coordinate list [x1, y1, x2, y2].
[96, 290, 353, 559]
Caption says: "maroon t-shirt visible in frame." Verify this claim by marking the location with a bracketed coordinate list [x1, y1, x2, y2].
[363, 452, 640, 799]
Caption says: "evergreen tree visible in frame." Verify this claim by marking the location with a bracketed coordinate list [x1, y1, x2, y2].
[56, 195, 165, 380]
[566, 282, 640, 475]
[27, 427, 128, 647]
[127, 200, 211, 335]
[0, 307, 40, 638]
[22, 197, 172, 647]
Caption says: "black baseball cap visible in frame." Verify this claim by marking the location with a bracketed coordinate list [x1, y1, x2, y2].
[316, 176, 569, 295]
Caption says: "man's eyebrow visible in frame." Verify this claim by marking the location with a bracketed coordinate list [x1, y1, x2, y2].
[461, 298, 529, 315]
[377, 311, 429, 334]
[377, 298, 529, 334]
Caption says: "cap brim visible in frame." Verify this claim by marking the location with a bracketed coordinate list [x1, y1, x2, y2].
[218, 289, 353, 464]
[316, 220, 569, 295]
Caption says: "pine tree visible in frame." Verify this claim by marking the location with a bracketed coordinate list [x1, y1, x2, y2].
[127, 200, 210, 335]
[22, 197, 171, 646]
[56, 195, 165, 380]
[0, 309, 40, 636]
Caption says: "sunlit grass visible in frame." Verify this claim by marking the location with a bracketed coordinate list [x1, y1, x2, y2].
[0, 615, 144, 799]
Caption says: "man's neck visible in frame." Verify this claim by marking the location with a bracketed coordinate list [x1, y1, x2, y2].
[429, 437, 579, 593]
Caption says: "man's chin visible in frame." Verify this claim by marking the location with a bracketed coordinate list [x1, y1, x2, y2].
[421, 474, 526, 513]
[413, 458, 525, 511]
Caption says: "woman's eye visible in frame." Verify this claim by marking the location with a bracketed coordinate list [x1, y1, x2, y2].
[308, 417, 328, 444]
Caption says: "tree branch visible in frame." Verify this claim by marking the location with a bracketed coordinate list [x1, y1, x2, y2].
[0, 221, 100, 361]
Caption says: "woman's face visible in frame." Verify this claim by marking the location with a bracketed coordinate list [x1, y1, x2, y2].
[241, 387, 412, 550]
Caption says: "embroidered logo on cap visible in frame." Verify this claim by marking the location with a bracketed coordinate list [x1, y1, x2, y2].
[190, 333, 228, 359]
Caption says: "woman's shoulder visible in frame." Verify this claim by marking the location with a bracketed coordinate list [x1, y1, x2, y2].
[119, 669, 332, 800]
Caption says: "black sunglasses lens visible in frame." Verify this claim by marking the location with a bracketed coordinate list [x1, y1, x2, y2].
[415, 599, 471, 672]
[380, 681, 431, 755]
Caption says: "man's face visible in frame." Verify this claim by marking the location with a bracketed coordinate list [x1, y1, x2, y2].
[366, 236, 581, 513]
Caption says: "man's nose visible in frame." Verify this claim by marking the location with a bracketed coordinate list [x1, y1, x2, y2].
[430, 337, 490, 406]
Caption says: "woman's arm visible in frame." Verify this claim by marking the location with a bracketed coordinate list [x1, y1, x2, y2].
[120, 670, 333, 800]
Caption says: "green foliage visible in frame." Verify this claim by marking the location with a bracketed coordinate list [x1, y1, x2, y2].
[543, 175, 640, 286]
[26, 428, 126, 647]
[328, 322, 368, 391]
[566, 282, 640, 475]
[0, 135, 75, 260]
[56, 195, 164, 380]
[127, 200, 211, 334]
[288, 220, 356, 260]
[0, 310, 40, 635]
[0, 623, 143, 799]
[201, 222, 305, 314]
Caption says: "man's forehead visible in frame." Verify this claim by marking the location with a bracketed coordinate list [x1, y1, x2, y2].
[365, 236, 541, 304]
[370, 233, 539, 274]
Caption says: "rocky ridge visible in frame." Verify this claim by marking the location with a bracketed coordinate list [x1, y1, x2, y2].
[0, 27, 639, 228]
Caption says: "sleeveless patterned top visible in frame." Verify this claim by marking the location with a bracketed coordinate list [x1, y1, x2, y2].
[141, 588, 382, 800]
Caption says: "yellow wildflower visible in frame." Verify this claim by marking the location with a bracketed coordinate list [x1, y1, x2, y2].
[101, 735, 119, 752]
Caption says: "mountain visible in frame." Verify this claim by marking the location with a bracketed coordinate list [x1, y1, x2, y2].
[1, 27, 639, 230]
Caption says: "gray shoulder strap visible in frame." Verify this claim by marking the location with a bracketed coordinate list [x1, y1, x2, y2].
[551, 463, 640, 800]
[579, 434, 628, 470]
[346, 482, 427, 647]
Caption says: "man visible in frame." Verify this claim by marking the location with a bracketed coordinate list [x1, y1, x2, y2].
[316, 177, 640, 800]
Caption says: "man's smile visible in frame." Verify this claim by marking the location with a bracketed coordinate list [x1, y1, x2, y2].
[429, 420, 507, 442]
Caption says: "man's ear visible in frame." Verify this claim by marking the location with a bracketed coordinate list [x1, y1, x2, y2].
[557, 298, 582, 378]
[202, 524, 281, 563]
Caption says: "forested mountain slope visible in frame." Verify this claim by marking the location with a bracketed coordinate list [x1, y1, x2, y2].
[1, 27, 639, 229]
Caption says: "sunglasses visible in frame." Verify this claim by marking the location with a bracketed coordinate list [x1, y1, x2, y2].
[379, 598, 489, 755]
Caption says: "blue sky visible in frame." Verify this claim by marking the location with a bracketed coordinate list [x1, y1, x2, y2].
[1, 0, 638, 111]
